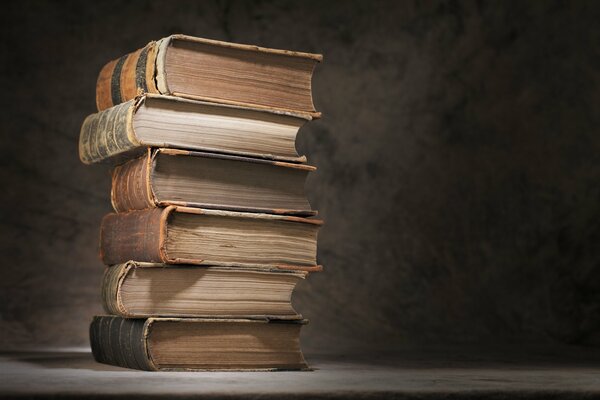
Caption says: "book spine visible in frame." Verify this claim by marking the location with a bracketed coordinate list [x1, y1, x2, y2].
[101, 263, 131, 316]
[89, 316, 155, 371]
[79, 100, 139, 164]
[96, 42, 159, 111]
[111, 151, 155, 212]
[100, 208, 168, 265]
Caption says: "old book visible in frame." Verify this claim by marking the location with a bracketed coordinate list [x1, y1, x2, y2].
[100, 206, 322, 269]
[79, 94, 310, 165]
[102, 261, 311, 319]
[96, 34, 321, 117]
[111, 148, 315, 216]
[90, 316, 308, 371]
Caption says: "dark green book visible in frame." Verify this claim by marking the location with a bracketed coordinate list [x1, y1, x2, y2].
[90, 316, 309, 371]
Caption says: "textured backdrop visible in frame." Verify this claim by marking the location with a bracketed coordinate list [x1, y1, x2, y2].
[1, 0, 599, 352]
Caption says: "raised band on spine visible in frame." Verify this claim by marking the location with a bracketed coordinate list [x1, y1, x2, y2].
[111, 55, 128, 106]
[135, 46, 150, 93]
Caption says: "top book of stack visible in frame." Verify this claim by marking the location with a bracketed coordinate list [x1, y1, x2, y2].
[96, 34, 322, 118]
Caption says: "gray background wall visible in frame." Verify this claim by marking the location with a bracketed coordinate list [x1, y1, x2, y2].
[1, 0, 599, 353]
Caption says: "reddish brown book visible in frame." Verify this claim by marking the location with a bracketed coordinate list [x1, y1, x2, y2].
[100, 206, 322, 270]
[111, 148, 315, 216]
[96, 34, 322, 117]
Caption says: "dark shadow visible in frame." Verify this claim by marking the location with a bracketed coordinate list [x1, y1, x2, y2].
[305, 343, 600, 370]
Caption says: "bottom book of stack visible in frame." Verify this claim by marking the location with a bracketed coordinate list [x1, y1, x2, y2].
[90, 316, 308, 371]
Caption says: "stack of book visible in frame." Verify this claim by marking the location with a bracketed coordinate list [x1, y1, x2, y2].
[78, 35, 323, 371]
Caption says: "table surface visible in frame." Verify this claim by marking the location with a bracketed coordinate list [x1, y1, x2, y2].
[1, 346, 600, 399]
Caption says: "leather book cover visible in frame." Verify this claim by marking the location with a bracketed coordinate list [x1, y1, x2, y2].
[101, 261, 309, 318]
[90, 316, 309, 371]
[96, 42, 159, 111]
[95, 34, 322, 117]
[79, 94, 311, 165]
[110, 148, 317, 216]
[110, 150, 154, 211]
[99, 206, 323, 271]
[89, 315, 156, 371]
[79, 99, 142, 165]
[100, 207, 166, 265]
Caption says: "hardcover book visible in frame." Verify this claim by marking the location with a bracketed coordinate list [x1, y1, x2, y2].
[96, 34, 321, 117]
[79, 94, 310, 165]
[111, 148, 315, 216]
[102, 261, 313, 319]
[90, 316, 309, 371]
[100, 206, 322, 269]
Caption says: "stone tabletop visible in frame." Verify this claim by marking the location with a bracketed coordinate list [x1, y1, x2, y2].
[1, 346, 599, 399]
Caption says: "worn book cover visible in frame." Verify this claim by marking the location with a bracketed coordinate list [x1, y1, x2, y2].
[96, 34, 322, 117]
[101, 261, 313, 319]
[99, 206, 322, 270]
[90, 316, 309, 371]
[79, 94, 310, 165]
[111, 148, 316, 216]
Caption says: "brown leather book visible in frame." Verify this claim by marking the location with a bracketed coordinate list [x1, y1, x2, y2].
[111, 148, 316, 216]
[102, 261, 310, 319]
[90, 316, 309, 371]
[79, 94, 310, 165]
[96, 34, 322, 117]
[100, 206, 322, 270]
